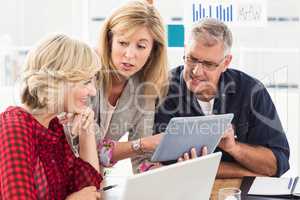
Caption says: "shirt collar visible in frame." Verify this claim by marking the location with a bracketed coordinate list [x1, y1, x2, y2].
[218, 71, 236, 95]
[12, 107, 63, 142]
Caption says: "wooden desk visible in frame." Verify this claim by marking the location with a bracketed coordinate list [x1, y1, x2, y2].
[210, 178, 242, 200]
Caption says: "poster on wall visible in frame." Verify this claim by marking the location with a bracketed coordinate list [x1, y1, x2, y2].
[184, 0, 267, 29]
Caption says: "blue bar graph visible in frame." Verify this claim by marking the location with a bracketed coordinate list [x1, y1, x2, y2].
[230, 5, 233, 21]
[193, 4, 195, 22]
[199, 4, 201, 19]
[192, 3, 233, 22]
[227, 7, 229, 21]
[219, 5, 222, 20]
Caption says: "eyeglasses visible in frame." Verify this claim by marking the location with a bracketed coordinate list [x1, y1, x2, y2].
[183, 56, 226, 71]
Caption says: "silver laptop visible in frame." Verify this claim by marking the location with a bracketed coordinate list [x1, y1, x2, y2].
[117, 152, 221, 200]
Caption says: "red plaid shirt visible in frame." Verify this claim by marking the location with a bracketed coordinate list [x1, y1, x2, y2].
[0, 107, 102, 200]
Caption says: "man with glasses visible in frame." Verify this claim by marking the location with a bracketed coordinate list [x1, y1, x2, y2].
[154, 18, 289, 177]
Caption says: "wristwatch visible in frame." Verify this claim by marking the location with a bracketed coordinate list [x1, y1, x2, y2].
[131, 139, 143, 154]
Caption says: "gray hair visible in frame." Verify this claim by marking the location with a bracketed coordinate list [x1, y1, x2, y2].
[187, 18, 233, 55]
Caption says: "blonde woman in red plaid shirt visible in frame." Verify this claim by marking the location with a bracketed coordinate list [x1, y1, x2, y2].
[0, 34, 103, 199]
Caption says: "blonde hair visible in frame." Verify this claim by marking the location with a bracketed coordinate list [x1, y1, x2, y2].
[98, 0, 168, 102]
[21, 33, 101, 110]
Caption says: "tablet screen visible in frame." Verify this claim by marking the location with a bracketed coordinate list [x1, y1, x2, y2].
[151, 113, 234, 162]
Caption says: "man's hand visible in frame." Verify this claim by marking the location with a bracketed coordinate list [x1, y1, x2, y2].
[218, 125, 237, 154]
[148, 146, 208, 171]
[177, 146, 208, 162]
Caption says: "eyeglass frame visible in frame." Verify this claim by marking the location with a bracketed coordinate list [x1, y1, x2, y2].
[183, 55, 227, 71]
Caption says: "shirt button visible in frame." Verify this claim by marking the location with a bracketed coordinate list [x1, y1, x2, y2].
[51, 159, 55, 163]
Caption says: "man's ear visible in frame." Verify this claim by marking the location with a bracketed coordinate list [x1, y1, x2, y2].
[222, 54, 232, 72]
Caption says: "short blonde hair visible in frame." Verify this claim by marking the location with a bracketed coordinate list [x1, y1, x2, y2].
[21, 34, 101, 110]
[98, 0, 168, 101]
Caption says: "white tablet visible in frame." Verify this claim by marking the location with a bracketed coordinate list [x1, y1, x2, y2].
[151, 113, 234, 162]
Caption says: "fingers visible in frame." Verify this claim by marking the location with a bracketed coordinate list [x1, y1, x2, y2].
[71, 108, 95, 135]
[95, 192, 101, 200]
[82, 108, 94, 129]
[149, 162, 163, 170]
[223, 125, 234, 136]
[178, 147, 197, 162]
[183, 152, 189, 160]
[66, 113, 75, 121]
[177, 147, 208, 163]
[177, 157, 183, 162]
[71, 114, 82, 134]
[178, 152, 192, 162]
[222, 130, 230, 138]
[177, 153, 188, 162]
[58, 112, 74, 124]
[201, 146, 208, 156]
[227, 124, 233, 130]
[222, 129, 231, 139]
[221, 127, 235, 142]
[190, 147, 197, 158]
[82, 112, 93, 130]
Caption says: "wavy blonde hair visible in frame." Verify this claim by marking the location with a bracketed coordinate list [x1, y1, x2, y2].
[21, 34, 101, 110]
[98, 0, 168, 102]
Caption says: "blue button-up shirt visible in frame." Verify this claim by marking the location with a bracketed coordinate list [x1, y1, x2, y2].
[154, 65, 290, 176]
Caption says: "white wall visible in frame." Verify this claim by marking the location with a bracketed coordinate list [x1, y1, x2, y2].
[88, 0, 131, 46]
[0, 0, 22, 46]
[268, 89, 300, 177]
[0, 0, 89, 46]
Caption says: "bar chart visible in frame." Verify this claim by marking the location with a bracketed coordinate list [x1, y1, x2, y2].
[185, 0, 267, 26]
[192, 4, 233, 22]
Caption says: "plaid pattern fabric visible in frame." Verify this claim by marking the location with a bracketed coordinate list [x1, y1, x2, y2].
[0, 106, 102, 200]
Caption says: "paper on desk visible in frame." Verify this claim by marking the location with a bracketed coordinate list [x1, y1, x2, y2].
[248, 177, 291, 195]
[294, 180, 300, 196]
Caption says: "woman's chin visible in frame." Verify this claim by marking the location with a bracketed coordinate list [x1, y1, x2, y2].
[116, 68, 136, 79]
